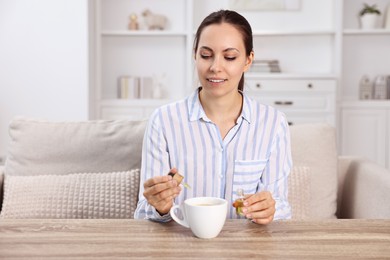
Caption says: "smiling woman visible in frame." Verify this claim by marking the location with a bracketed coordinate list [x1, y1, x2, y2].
[195, 23, 253, 97]
[134, 10, 293, 225]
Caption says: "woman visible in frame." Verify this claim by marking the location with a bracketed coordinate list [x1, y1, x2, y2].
[134, 10, 292, 224]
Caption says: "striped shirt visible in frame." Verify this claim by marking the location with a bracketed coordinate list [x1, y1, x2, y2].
[134, 88, 292, 221]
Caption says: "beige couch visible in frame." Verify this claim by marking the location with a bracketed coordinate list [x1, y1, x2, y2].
[0, 117, 389, 219]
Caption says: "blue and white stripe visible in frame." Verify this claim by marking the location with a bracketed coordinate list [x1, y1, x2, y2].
[134, 88, 292, 221]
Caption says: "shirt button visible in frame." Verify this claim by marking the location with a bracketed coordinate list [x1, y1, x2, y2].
[219, 174, 223, 179]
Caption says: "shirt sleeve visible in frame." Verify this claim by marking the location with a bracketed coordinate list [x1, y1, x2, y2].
[259, 114, 292, 220]
[133, 110, 173, 222]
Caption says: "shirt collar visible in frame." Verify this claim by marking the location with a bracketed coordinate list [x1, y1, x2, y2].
[188, 87, 208, 122]
[187, 88, 251, 124]
[240, 91, 251, 124]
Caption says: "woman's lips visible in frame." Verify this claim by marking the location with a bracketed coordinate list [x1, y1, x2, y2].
[207, 78, 227, 83]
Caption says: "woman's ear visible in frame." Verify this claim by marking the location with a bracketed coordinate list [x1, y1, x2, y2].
[243, 51, 254, 72]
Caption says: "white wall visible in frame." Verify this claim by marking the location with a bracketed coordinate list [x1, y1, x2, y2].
[0, 0, 89, 161]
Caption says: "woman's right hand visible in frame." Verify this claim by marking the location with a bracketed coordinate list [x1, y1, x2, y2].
[143, 168, 182, 215]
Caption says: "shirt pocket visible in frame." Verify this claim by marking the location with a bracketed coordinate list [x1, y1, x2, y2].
[232, 159, 267, 199]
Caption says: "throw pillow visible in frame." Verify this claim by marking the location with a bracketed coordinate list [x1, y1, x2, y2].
[5, 117, 147, 176]
[288, 166, 311, 219]
[0, 169, 140, 219]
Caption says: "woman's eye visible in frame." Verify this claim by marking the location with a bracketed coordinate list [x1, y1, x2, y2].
[225, 57, 236, 61]
[200, 54, 211, 59]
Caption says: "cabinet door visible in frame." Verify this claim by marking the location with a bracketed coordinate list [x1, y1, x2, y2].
[341, 108, 387, 168]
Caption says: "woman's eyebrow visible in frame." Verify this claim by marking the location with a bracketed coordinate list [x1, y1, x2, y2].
[223, 48, 240, 53]
[199, 46, 213, 52]
[199, 46, 240, 53]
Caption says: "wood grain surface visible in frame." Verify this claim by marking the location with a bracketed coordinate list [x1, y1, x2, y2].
[0, 219, 389, 259]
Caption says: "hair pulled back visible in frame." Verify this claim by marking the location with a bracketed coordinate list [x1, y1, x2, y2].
[193, 10, 253, 91]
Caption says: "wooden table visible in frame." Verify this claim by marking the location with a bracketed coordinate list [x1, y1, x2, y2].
[0, 219, 389, 259]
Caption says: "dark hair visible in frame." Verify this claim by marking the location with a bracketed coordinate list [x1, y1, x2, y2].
[193, 10, 253, 91]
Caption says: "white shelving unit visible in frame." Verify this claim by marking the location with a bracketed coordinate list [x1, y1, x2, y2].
[340, 0, 390, 169]
[341, 0, 390, 101]
[90, 0, 194, 120]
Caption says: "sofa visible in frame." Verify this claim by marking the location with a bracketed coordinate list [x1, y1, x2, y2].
[0, 117, 389, 219]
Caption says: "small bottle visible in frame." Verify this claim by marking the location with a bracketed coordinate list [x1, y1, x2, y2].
[233, 188, 245, 216]
[168, 171, 191, 189]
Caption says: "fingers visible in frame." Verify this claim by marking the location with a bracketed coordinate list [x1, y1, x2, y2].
[243, 191, 271, 206]
[143, 168, 178, 189]
[143, 169, 182, 214]
[169, 168, 178, 174]
[145, 185, 181, 214]
[144, 177, 181, 201]
[143, 175, 172, 189]
[241, 191, 276, 225]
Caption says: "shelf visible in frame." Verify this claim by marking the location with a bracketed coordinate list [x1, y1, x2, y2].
[246, 73, 337, 80]
[252, 30, 336, 36]
[341, 100, 390, 108]
[101, 30, 188, 37]
[343, 29, 390, 35]
[191, 30, 335, 37]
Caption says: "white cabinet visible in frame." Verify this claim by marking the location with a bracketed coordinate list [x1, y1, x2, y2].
[341, 102, 390, 169]
[245, 77, 336, 125]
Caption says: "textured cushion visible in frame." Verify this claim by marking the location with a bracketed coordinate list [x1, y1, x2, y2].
[4, 117, 147, 176]
[0, 169, 140, 219]
[290, 124, 338, 219]
[288, 166, 311, 219]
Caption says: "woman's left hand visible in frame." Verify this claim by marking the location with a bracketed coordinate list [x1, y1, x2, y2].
[241, 191, 276, 225]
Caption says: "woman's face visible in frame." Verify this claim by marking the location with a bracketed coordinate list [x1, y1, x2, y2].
[195, 22, 253, 98]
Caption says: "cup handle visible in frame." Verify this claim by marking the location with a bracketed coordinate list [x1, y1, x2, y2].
[170, 204, 189, 228]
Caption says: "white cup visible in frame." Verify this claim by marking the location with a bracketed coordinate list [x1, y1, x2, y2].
[170, 197, 227, 239]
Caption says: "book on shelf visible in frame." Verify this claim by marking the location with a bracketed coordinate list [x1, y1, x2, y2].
[117, 76, 154, 99]
[118, 76, 140, 99]
[249, 60, 281, 73]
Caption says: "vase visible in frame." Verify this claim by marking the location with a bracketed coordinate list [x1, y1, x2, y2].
[152, 83, 163, 99]
[360, 14, 379, 29]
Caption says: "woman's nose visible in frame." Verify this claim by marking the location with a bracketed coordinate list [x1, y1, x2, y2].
[210, 57, 222, 72]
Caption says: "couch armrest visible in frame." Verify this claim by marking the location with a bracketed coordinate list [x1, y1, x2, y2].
[337, 156, 390, 219]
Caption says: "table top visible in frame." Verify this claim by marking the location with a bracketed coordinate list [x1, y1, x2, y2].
[0, 219, 389, 259]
